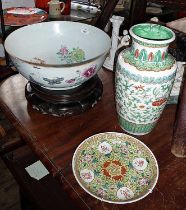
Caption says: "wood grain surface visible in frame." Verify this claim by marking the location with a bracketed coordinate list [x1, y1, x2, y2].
[0, 157, 20, 210]
[0, 70, 185, 210]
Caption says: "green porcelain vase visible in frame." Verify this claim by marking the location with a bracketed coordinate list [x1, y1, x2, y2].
[115, 23, 177, 135]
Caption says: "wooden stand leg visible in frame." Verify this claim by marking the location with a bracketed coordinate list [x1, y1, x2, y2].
[128, 0, 147, 27]
[171, 74, 186, 157]
[95, 0, 119, 30]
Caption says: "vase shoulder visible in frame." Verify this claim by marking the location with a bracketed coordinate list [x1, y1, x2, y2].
[119, 47, 176, 72]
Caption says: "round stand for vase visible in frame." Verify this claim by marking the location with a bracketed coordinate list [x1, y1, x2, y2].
[115, 23, 177, 135]
[25, 74, 103, 117]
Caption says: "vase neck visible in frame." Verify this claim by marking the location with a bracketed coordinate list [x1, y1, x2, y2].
[131, 38, 169, 62]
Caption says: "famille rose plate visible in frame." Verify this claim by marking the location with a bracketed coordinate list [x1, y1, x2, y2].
[3, 7, 48, 26]
[72, 132, 159, 204]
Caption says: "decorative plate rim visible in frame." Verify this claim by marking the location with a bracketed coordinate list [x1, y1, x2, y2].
[72, 132, 159, 204]
[3, 7, 48, 26]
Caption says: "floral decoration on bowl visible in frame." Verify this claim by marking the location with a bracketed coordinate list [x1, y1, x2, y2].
[57, 45, 86, 64]
[72, 132, 159, 204]
[4, 21, 111, 90]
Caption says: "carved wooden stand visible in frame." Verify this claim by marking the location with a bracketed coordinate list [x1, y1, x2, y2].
[25, 74, 103, 117]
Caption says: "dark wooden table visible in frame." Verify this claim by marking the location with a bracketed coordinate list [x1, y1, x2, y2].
[0, 70, 185, 210]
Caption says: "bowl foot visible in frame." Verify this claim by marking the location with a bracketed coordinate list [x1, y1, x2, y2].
[25, 75, 103, 117]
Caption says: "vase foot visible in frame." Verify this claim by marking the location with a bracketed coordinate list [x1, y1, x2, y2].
[119, 126, 151, 136]
[118, 116, 156, 136]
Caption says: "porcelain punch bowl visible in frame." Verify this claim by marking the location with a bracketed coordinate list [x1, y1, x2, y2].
[5, 21, 111, 90]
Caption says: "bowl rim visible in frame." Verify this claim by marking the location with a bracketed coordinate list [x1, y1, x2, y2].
[4, 21, 111, 67]
[8, 53, 107, 68]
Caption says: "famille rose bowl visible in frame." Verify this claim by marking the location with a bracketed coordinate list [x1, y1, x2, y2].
[4, 21, 111, 90]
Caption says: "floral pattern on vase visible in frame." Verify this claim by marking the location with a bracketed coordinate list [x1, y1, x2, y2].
[115, 23, 177, 135]
[72, 132, 159, 204]
[116, 62, 175, 126]
[57, 45, 86, 64]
